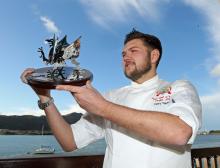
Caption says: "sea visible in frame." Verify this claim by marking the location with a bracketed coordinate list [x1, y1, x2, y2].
[0, 134, 219, 159]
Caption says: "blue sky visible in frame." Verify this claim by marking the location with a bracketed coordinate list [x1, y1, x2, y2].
[0, 0, 220, 130]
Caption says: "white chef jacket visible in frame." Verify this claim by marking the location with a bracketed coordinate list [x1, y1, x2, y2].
[71, 75, 202, 168]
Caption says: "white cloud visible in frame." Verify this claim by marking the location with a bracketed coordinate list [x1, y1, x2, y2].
[200, 93, 220, 129]
[60, 104, 86, 115]
[79, 0, 170, 28]
[40, 16, 60, 34]
[30, 5, 61, 34]
[211, 63, 220, 77]
[1, 107, 43, 116]
[183, 0, 220, 78]
[0, 103, 85, 116]
[201, 93, 220, 112]
[181, 0, 220, 129]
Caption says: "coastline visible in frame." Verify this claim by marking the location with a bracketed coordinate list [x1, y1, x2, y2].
[0, 129, 52, 135]
[199, 130, 220, 135]
[1, 130, 220, 136]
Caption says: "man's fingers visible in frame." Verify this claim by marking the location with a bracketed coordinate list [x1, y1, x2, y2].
[56, 85, 81, 93]
[20, 68, 35, 84]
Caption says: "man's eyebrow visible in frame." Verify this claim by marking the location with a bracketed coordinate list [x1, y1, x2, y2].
[124, 46, 139, 51]
[122, 46, 140, 53]
[129, 46, 140, 50]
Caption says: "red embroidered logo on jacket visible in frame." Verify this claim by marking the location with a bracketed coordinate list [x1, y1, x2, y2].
[152, 86, 172, 105]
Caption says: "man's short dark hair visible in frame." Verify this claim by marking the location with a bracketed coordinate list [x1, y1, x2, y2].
[124, 29, 162, 67]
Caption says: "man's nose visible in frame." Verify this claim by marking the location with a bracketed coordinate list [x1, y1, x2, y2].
[123, 51, 131, 59]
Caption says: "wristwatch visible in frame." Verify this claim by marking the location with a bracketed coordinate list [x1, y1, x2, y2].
[38, 97, 54, 110]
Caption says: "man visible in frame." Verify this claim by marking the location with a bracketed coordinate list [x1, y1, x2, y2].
[21, 29, 202, 168]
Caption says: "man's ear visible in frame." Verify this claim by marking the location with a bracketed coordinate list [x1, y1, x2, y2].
[151, 49, 160, 65]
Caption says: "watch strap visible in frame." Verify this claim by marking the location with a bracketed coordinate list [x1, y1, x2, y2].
[38, 97, 54, 110]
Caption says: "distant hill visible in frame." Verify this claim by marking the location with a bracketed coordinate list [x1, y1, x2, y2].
[0, 112, 82, 135]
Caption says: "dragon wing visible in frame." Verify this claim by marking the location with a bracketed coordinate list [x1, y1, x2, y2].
[63, 36, 81, 60]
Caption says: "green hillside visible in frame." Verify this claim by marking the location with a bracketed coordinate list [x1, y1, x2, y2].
[0, 113, 82, 135]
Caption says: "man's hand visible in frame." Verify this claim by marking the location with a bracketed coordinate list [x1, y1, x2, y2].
[56, 81, 109, 116]
[21, 68, 77, 151]
[20, 68, 51, 101]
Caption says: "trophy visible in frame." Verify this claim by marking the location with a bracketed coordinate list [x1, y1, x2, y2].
[27, 34, 93, 89]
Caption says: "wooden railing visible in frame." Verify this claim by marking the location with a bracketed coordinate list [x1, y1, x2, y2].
[191, 147, 220, 168]
[0, 147, 219, 168]
[0, 155, 104, 168]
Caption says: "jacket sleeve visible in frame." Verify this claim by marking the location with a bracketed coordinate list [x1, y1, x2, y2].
[71, 106, 105, 148]
[167, 80, 202, 144]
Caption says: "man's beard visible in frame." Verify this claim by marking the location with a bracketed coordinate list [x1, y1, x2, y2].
[124, 62, 152, 81]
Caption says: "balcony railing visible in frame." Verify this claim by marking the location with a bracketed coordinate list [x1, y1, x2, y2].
[0, 147, 219, 168]
[0, 155, 104, 168]
[191, 147, 220, 168]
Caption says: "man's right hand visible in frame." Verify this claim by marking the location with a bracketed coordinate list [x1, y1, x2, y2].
[20, 68, 51, 101]
[21, 68, 76, 151]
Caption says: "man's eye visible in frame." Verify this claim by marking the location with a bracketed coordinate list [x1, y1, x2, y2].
[131, 50, 138, 53]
